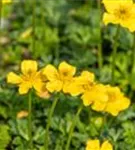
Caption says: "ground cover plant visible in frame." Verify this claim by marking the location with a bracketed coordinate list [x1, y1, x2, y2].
[0, 0, 135, 150]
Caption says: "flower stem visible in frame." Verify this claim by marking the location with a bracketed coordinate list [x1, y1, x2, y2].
[132, 32, 135, 74]
[97, 0, 103, 71]
[0, 0, 2, 27]
[41, 0, 46, 47]
[32, 0, 36, 54]
[65, 104, 83, 150]
[44, 96, 59, 150]
[111, 26, 120, 84]
[28, 91, 33, 149]
[0, 0, 2, 52]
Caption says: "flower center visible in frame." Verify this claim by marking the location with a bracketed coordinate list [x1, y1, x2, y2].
[82, 81, 94, 91]
[114, 6, 131, 20]
[22, 72, 37, 83]
[62, 71, 68, 76]
[60, 70, 71, 81]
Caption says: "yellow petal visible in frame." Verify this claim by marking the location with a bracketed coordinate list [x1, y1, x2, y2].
[37, 90, 50, 99]
[67, 79, 84, 96]
[101, 141, 113, 150]
[81, 92, 94, 106]
[59, 61, 76, 78]
[63, 81, 72, 93]
[36, 84, 50, 99]
[86, 139, 100, 150]
[81, 71, 95, 82]
[126, 18, 135, 32]
[68, 71, 95, 96]
[18, 82, 31, 94]
[21, 60, 38, 75]
[7, 72, 22, 84]
[92, 100, 107, 112]
[120, 97, 130, 110]
[33, 79, 45, 93]
[82, 84, 108, 108]
[102, 0, 133, 13]
[105, 97, 130, 116]
[105, 86, 130, 116]
[42, 64, 59, 81]
[103, 13, 118, 25]
[46, 81, 63, 93]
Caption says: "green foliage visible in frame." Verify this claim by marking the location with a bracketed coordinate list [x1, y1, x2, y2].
[0, 0, 135, 149]
[0, 124, 11, 150]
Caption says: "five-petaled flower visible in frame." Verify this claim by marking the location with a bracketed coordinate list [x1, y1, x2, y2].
[7, 60, 46, 95]
[86, 139, 113, 150]
[42, 61, 76, 93]
[102, 0, 135, 32]
[104, 85, 130, 116]
[68, 71, 96, 106]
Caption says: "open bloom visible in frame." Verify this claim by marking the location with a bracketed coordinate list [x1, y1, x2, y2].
[86, 139, 113, 150]
[104, 85, 130, 116]
[42, 61, 76, 93]
[68, 71, 96, 105]
[7, 60, 46, 95]
[82, 84, 108, 111]
[102, 0, 135, 32]
[82, 84, 130, 116]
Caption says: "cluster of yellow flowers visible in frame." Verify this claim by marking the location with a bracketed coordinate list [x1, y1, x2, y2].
[7, 60, 117, 149]
[85, 1, 135, 149]
[7, 60, 130, 116]
[103, 0, 135, 32]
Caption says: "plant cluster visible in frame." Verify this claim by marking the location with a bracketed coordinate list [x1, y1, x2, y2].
[1, 0, 135, 150]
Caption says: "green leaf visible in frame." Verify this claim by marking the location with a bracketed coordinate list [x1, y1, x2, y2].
[0, 124, 11, 150]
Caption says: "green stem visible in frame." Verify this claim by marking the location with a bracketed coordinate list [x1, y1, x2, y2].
[132, 32, 135, 73]
[99, 114, 107, 138]
[0, 0, 2, 27]
[97, 0, 103, 71]
[55, 45, 60, 63]
[111, 26, 120, 84]
[44, 96, 59, 150]
[41, 0, 46, 47]
[28, 91, 33, 149]
[32, 0, 36, 54]
[65, 104, 83, 150]
[0, 0, 2, 52]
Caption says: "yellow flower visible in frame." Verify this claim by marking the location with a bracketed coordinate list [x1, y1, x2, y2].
[2, 0, 12, 4]
[82, 84, 108, 109]
[86, 139, 113, 150]
[42, 61, 76, 93]
[102, 0, 135, 32]
[105, 85, 130, 116]
[82, 84, 130, 116]
[7, 60, 46, 95]
[68, 71, 95, 106]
